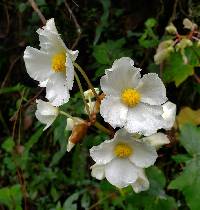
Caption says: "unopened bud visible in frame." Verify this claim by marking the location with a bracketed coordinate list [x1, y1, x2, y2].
[154, 46, 174, 64]
[175, 38, 193, 51]
[165, 23, 177, 34]
[183, 18, 197, 30]
[66, 119, 88, 152]
[84, 88, 99, 100]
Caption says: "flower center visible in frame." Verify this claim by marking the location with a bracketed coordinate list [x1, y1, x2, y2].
[51, 52, 66, 72]
[114, 143, 133, 158]
[121, 88, 141, 107]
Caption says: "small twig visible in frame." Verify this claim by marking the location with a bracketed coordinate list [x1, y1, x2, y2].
[23, 88, 44, 109]
[74, 71, 91, 118]
[28, 0, 46, 25]
[74, 63, 99, 100]
[1, 56, 21, 88]
[64, 0, 81, 49]
[168, 0, 178, 24]
[12, 89, 25, 140]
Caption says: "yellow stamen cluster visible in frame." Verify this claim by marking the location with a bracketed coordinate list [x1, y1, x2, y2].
[121, 88, 141, 107]
[51, 52, 66, 72]
[114, 143, 133, 158]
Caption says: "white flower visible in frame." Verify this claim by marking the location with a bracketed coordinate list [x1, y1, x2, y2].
[100, 57, 171, 136]
[24, 18, 79, 106]
[90, 129, 168, 191]
[35, 99, 59, 130]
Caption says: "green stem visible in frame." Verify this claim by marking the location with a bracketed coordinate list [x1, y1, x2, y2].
[59, 110, 74, 119]
[94, 121, 112, 135]
[74, 62, 99, 99]
[74, 71, 91, 117]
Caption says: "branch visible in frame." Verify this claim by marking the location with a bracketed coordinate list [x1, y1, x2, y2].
[28, 0, 46, 25]
[64, 0, 81, 49]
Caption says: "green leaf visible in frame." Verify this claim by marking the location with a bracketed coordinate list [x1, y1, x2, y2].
[0, 185, 22, 209]
[172, 154, 191, 163]
[125, 166, 177, 210]
[1, 137, 15, 153]
[163, 52, 194, 86]
[169, 158, 200, 210]
[63, 192, 80, 210]
[0, 84, 24, 95]
[169, 124, 200, 210]
[180, 124, 200, 155]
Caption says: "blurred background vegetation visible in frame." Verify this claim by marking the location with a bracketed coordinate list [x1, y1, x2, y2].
[1, 0, 200, 209]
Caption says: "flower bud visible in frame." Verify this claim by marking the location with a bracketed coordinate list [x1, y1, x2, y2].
[165, 23, 177, 34]
[175, 38, 193, 51]
[183, 18, 197, 30]
[154, 41, 174, 64]
[66, 117, 88, 152]
[84, 88, 99, 100]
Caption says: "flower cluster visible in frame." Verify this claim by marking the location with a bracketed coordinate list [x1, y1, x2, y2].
[24, 18, 176, 193]
[154, 18, 200, 65]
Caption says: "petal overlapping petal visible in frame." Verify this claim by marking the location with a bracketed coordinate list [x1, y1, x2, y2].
[105, 158, 138, 188]
[91, 164, 105, 180]
[136, 73, 167, 105]
[100, 96, 128, 128]
[131, 168, 149, 193]
[90, 139, 116, 164]
[129, 141, 157, 168]
[46, 73, 70, 106]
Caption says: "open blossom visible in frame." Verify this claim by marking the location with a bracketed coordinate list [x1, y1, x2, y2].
[35, 99, 59, 130]
[90, 129, 169, 192]
[100, 57, 176, 136]
[24, 18, 79, 106]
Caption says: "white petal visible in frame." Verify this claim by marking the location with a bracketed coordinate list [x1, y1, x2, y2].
[46, 73, 70, 106]
[100, 96, 128, 128]
[142, 133, 170, 149]
[35, 99, 58, 130]
[105, 158, 138, 188]
[91, 164, 105, 180]
[90, 138, 116, 164]
[43, 18, 59, 33]
[100, 58, 141, 96]
[66, 52, 74, 90]
[37, 19, 66, 53]
[136, 73, 167, 105]
[24, 47, 52, 83]
[129, 140, 158, 168]
[162, 101, 176, 129]
[110, 57, 136, 71]
[124, 103, 164, 136]
[131, 168, 149, 193]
